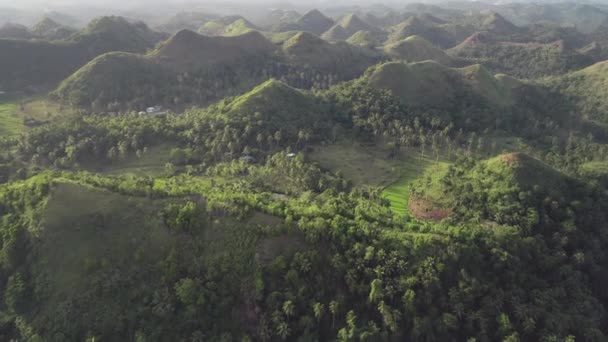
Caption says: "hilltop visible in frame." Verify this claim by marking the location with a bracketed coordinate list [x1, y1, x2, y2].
[152, 30, 275, 71]
[386, 16, 458, 48]
[69, 16, 166, 54]
[52, 31, 277, 109]
[282, 31, 378, 77]
[32, 17, 76, 41]
[449, 33, 594, 78]
[278, 9, 334, 35]
[220, 79, 330, 136]
[0, 16, 165, 90]
[346, 30, 380, 48]
[384, 35, 453, 65]
[0, 23, 35, 40]
[321, 14, 382, 41]
[410, 153, 575, 222]
[198, 16, 259, 36]
[157, 11, 219, 33]
[366, 61, 514, 109]
[549, 61, 608, 124]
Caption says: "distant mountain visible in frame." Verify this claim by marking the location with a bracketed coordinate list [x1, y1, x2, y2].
[366, 61, 515, 110]
[52, 29, 379, 111]
[346, 30, 380, 48]
[322, 14, 384, 42]
[263, 9, 301, 31]
[387, 16, 459, 48]
[198, 16, 259, 36]
[282, 31, 378, 77]
[151, 30, 275, 71]
[449, 33, 594, 78]
[0, 16, 165, 90]
[32, 17, 76, 41]
[69, 16, 166, 55]
[0, 23, 35, 40]
[277, 9, 334, 36]
[156, 11, 219, 33]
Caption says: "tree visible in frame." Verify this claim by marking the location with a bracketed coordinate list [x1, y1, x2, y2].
[313, 302, 325, 322]
[283, 300, 295, 318]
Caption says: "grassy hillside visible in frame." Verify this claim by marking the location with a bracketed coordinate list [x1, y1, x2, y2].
[288, 9, 334, 35]
[384, 35, 452, 65]
[157, 11, 219, 33]
[449, 33, 595, 78]
[346, 30, 379, 48]
[282, 32, 378, 77]
[0, 16, 164, 90]
[32, 17, 76, 41]
[198, 17, 259, 36]
[410, 152, 574, 222]
[0, 101, 24, 136]
[151, 29, 275, 71]
[549, 61, 608, 124]
[366, 61, 514, 109]
[321, 14, 383, 42]
[387, 16, 461, 48]
[0, 23, 34, 40]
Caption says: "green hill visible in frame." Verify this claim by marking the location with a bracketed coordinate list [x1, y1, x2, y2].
[282, 31, 378, 77]
[52, 29, 378, 110]
[265, 9, 301, 31]
[410, 152, 574, 222]
[52, 31, 277, 109]
[449, 33, 594, 78]
[221, 79, 329, 137]
[549, 61, 608, 124]
[32, 17, 76, 41]
[346, 30, 379, 48]
[321, 14, 382, 41]
[0, 173, 296, 340]
[321, 24, 349, 41]
[0, 23, 34, 40]
[280, 9, 334, 35]
[366, 60, 514, 109]
[384, 35, 452, 65]
[198, 16, 259, 36]
[69, 16, 165, 55]
[386, 16, 458, 48]
[157, 11, 219, 33]
[151, 29, 275, 71]
[52, 52, 163, 108]
[0, 16, 164, 90]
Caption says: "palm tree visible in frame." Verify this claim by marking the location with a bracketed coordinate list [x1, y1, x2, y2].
[283, 300, 295, 318]
[313, 302, 325, 322]
[276, 322, 291, 340]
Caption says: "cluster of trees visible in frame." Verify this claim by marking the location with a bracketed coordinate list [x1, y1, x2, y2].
[4, 149, 608, 340]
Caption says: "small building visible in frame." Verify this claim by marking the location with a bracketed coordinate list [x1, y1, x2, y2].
[145, 106, 168, 115]
[241, 155, 256, 163]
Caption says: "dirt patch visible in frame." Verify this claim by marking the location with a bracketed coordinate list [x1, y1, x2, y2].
[408, 197, 452, 221]
[498, 152, 524, 166]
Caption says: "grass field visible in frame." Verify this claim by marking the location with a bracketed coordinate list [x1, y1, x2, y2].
[309, 140, 449, 216]
[88, 144, 175, 177]
[0, 101, 24, 136]
[0, 95, 75, 136]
